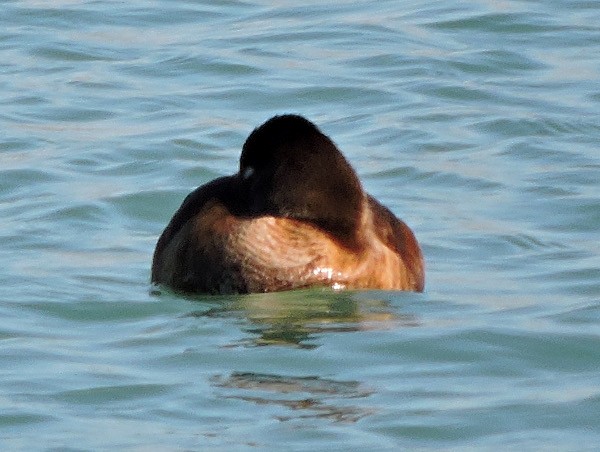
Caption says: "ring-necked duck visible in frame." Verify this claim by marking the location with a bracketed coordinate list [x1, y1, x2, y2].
[152, 115, 424, 294]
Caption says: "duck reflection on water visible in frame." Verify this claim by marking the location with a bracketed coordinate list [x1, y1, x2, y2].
[186, 288, 419, 348]
[211, 371, 375, 423]
[181, 289, 422, 424]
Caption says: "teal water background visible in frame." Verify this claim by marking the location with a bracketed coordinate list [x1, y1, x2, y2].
[2, 0, 599, 449]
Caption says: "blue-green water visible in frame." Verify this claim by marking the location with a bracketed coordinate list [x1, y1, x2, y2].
[2, 0, 599, 449]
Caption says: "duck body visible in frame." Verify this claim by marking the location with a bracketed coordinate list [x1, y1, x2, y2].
[152, 115, 424, 294]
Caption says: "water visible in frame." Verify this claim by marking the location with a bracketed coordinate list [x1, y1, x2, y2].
[1, 0, 599, 449]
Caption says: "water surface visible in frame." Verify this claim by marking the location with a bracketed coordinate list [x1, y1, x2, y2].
[1, 0, 599, 450]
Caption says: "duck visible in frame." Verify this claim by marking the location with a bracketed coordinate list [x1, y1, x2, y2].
[151, 114, 424, 294]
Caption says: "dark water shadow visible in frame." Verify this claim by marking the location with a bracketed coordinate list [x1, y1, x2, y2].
[184, 288, 420, 349]
[211, 371, 375, 423]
